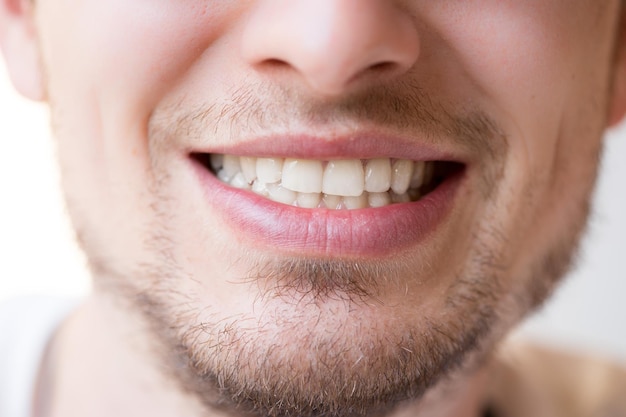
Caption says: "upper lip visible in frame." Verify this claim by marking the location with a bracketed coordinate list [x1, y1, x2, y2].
[185, 129, 470, 164]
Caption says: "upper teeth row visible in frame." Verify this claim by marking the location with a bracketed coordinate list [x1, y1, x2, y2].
[210, 155, 433, 206]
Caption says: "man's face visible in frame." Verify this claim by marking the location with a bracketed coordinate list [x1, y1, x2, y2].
[30, 1, 621, 416]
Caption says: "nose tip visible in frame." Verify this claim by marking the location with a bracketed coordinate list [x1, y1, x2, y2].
[241, 0, 420, 96]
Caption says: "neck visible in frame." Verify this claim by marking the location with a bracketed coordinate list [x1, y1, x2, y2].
[41, 294, 491, 417]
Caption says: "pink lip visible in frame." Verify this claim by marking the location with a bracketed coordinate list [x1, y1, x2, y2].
[195, 131, 464, 162]
[188, 134, 466, 258]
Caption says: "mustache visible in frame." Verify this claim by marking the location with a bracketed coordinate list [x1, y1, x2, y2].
[150, 78, 507, 166]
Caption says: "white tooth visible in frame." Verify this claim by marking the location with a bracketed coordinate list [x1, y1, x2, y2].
[364, 158, 391, 193]
[391, 192, 411, 204]
[217, 169, 230, 183]
[210, 154, 224, 171]
[267, 184, 297, 205]
[322, 160, 364, 197]
[252, 180, 269, 197]
[343, 194, 368, 210]
[240, 157, 258, 184]
[282, 159, 324, 193]
[391, 159, 414, 194]
[230, 172, 249, 189]
[297, 192, 322, 209]
[410, 161, 426, 189]
[257, 158, 284, 184]
[368, 192, 391, 208]
[322, 194, 343, 210]
[221, 155, 241, 182]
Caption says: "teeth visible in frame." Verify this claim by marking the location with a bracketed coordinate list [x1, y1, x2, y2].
[364, 158, 391, 193]
[221, 155, 241, 182]
[210, 155, 438, 209]
[368, 192, 391, 208]
[410, 161, 425, 189]
[322, 160, 364, 197]
[391, 192, 411, 204]
[267, 184, 297, 205]
[297, 192, 322, 208]
[282, 159, 324, 193]
[210, 154, 224, 172]
[391, 159, 414, 195]
[252, 179, 269, 196]
[322, 194, 343, 210]
[257, 158, 283, 184]
[240, 157, 258, 184]
[229, 172, 249, 189]
[217, 169, 231, 183]
[343, 194, 368, 210]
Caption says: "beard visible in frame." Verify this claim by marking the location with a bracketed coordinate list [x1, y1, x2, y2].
[88, 200, 592, 417]
[93, 221, 588, 417]
[106, 256, 500, 417]
[64, 79, 600, 417]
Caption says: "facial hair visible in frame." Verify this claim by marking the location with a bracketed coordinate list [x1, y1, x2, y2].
[74, 78, 596, 417]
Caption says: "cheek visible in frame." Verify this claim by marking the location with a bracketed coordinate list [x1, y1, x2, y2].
[430, 2, 612, 192]
[418, 3, 613, 270]
[36, 0, 241, 268]
[40, 0, 238, 140]
[423, 2, 611, 165]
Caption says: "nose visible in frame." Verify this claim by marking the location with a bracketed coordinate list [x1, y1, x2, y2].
[241, 0, 420, 96]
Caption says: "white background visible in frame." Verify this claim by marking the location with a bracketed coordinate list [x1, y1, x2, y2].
[1, 64, 625, 365]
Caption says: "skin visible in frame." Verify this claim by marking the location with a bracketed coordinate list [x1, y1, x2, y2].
[2, 1, 626, 417]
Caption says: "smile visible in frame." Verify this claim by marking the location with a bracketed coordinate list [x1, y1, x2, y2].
[197, 154, 461, 210]
[189, 134, 466, 256]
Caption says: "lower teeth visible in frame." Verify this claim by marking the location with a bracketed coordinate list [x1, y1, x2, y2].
[234, 183, 421, 209]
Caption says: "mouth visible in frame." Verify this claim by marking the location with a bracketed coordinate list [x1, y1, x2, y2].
[193, 154, 462, 210]
[188, 135, 466, 257]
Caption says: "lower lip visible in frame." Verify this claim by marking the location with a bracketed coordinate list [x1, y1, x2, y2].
[191, 159, 463, 258]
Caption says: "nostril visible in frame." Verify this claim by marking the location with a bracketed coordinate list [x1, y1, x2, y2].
[369, 61, 397, 73]
[262, 58, 291, 69]
[344, 61, 403, 88]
